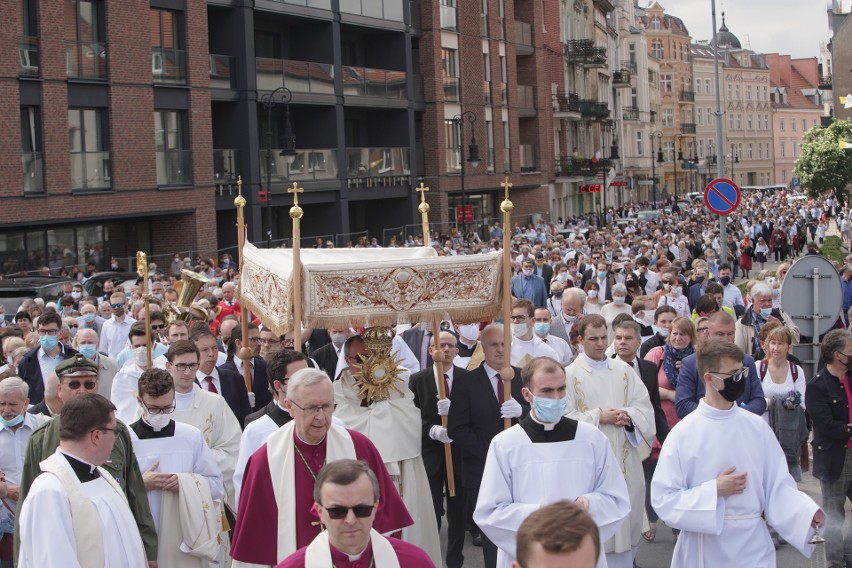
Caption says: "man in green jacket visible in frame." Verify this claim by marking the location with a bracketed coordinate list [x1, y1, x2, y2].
[15, 354, 158, 566]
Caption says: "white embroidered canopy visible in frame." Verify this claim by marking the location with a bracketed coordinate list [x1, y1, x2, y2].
[239, 242, 503, 335]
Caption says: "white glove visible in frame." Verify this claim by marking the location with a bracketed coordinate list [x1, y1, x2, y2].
[436, 397, 451, 416]
[248, 392, 256, 408]
[500, 398, 523, 419]
[430, 425, 453, 444]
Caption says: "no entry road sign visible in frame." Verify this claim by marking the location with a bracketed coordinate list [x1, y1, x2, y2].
[704, 178, 741, 216]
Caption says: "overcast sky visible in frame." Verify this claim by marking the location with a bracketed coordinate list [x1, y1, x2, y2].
[652, 0, 831, 60]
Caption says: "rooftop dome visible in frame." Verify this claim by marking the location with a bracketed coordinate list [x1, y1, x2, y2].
[715, 12, 741, 49]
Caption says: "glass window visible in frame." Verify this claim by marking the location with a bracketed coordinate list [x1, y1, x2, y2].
[636, 131, 643, 156]
[69, 109, 110, 190]
[502, 120, 510, 172]
[651, 16, 660, 30]
[47, 228, 76, 270]
[651, 40, 663, 59]
[65, 1, 106, 79]
[76, 226, 104, 267]
[26, 231, 46, 270]
[663, 141, 675, 162]
[791, 119, 797, 132]
[445, 119, 461, 173]
[154, 110, 191, 186]
[0, 233, 26, 276]
[780, 118, 785, 131]
[660, 74, 672, 92]
[150, 9, 185, 83]
[780, 141, 786, 158]
[21, 107, 43, 194]
[662, 108, 674, 127]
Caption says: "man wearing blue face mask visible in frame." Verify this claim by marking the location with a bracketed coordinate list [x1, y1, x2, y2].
[16, 312, 78, 405]
[734, 282, 800, 360]
[474, 356, 630, 568]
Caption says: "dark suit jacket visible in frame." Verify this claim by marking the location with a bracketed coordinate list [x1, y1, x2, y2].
[536, 264, 554, 294]
[637, 359, 670, 444]
[409, 365, 465, 478]
[244, 400, 278, 428]
[212, 366, 252, 427]
[219, 357, 273, 412]
[401, 327, 429, 369]
[311, 342, 342, 380]
[18, 346, 78, 404]
[807, 366, 852, 481]
[446, 364, 529, 489]
[687, 282, 707, 312]
[27, 400, 52, 417]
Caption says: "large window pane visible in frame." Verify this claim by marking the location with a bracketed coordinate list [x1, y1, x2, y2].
[0, 233, 26, 275]
[76, 226, 104, 267]
[69, 109, 110, 190]
[47, 228, 76, 269]
[26, 231, 46, 270]
[154, 110, 191, 186]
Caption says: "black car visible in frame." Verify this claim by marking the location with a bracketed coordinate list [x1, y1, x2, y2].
[82, 272, 140, 298]
[0, 276, 76, 321]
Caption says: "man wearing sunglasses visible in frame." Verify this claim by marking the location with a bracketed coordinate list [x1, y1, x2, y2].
[98, 291, 137, 360]
[17, 354, 158, 565]
[129, 368, 225, 567]
[279, 459, 434, 568]
[652, 339, 824, 567]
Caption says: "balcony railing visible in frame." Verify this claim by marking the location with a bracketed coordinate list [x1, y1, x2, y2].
[515, 21, 532, 49]
[156, 149, 192, 186]
[342, 65, 407, 99]
[612, 69, 632, 86]
[440, 3, 457, 30]
[519, 144, 538, 173]
[214, 149, 240, 183]
[554, 156, 610, 177]
[260, 148, 341, 183]
[578, 100, 610, 119]
[22, 152, 44, 194]
[553, 91, 581, 113]
[680, 123, 697, 134]
[257, 58, 335, 94]
[622, 60, 637, 74]
[443, 76, 460, 102]
[18, 37, 39, 77]
[622, 106, 639, 120]
[517, 85, 535, 109]
[340, 0, 404, 20]
[275, 0, 331, 8]
[819, 75, 832, 89]
[564, 39, 607, 66]
[209, 55, 235, 89]
[679, 90, 695, 102]
[347, 147, 410, 187]
[152, 47, 186, 84]
[66, 41, 107, 80]
[71, 151, 111, 190]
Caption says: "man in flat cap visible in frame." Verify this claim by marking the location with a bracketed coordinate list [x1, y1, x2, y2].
[14, 353, 158, 566]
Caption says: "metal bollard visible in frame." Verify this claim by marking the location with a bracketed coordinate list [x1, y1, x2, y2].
[807, 535, 827, 568]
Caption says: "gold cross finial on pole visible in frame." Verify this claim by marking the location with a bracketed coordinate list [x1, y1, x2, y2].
[416, 181, 429, 204]
[234, 176, 246, 208]
[288, 182, 303, 204]
[500, 177, 513, 214]
[500, 176, 513, 201]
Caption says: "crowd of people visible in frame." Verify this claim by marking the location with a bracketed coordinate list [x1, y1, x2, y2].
[0, 188, 848, 567]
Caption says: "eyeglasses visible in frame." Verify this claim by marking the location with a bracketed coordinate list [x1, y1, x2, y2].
[142, 401, 176, 414]
[290, 400, 337, 415]
[509, 315, 529, 322]
[94, 426, 119, 436]
[37, 328, 59, 336]
[110, 303, 124, 309]
[173, 363, 199, 372]
[322, 504, 375, 520]
[259, 338, 281, 345]
[710, 367, 748, 383]
[65, 379, 98, 390]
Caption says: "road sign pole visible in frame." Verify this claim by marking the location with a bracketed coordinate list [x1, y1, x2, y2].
[711, 0, 726, 264]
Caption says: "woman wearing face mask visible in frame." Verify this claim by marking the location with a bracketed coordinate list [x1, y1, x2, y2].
[657, 275, 690, 318]
[552, 262, 572, 288]
[600, 283, 631, 339]
[583, 281, 602, 315]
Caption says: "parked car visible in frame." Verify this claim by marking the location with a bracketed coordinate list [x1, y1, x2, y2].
[0, 276, 75, 320]
[82, 272, 140, 298]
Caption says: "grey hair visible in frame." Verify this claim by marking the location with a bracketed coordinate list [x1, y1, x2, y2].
[612, 283, 628, 296]
[287, 368, 333, 402]
[823, 329, 852, 366]
[9, 346, 28, 362]
[750, 282, 772, 299]
[563, 287, 586, 309]
[0, 377, 29, 399]
[45, 372, 59, 398]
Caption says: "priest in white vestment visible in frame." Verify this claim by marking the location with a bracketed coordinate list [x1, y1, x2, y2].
[564, 315, 656, 568]
[112, 324, 156, 424]
[166, 340, 242, 513]
[509, 299, 560, 368]
[333, 335, 442, 566]
[18, 394, 148, 568]
[652, 339, 825, 567]
[130, 368, 227, 567]
[474, 356, 630, 568]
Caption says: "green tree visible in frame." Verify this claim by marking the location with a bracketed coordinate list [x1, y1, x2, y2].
[795, 119, 852, 204]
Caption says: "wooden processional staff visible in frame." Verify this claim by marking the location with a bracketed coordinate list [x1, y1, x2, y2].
[416, 182, 455, 496]
[234, 177, 253, 395]
[500, 177, 513, 430]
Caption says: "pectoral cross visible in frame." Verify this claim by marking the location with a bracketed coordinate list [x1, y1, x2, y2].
[288, 182, 303, 205]
[416, 181, 429, 203]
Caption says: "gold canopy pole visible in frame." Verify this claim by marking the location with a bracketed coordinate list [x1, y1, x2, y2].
[234, 177, 253, 395]
[136, 252, 152, 369]
[289, 182, 304, 350]
[416, 182, 455, 496]
[500, 177, 513, 430]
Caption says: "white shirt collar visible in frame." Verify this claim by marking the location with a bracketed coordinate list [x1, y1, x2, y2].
[432, 364, 454, 381]
[196, 367, 219, 381]
[0, 412, 37, 432]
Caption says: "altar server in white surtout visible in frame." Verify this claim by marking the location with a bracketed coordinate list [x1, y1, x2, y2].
[564, 314, 656, 568]
[474, 356, 630, 568]
[129, 368, 226, 567]
[18, 394, 148, 567]
[651, 339, 825, 568]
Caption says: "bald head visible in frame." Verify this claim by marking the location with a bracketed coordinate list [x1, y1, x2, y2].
[220, 319, 239, 342]
[76, 328, 99, 346]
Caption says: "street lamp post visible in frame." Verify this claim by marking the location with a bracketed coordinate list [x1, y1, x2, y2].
[650, 130, 663, 209]
[261, 87, 296, 248]
[674, 134, 683, 201]
[452, 111, 481, 235]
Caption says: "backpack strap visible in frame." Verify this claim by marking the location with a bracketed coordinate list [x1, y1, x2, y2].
[790, 361, 798, 382]
[759, 359, 768, 380]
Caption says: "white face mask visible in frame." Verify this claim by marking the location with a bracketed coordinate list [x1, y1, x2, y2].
[511, 323, 530, 337]
[330, 332, 347, 348]
[133, 346, 148, 368]
[557, 272, 569, 283]
[522, 268, 534, 277]
[458, 324, 480, 343]
[671, 287, 682, 297]
[613, 296, 626, 305]
[587, 290, 599, 299]
[657, 327, 670, 338]
[144, 411, 170, 431]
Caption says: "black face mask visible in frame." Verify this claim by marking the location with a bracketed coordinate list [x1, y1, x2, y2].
[716, 372, 747, 403]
